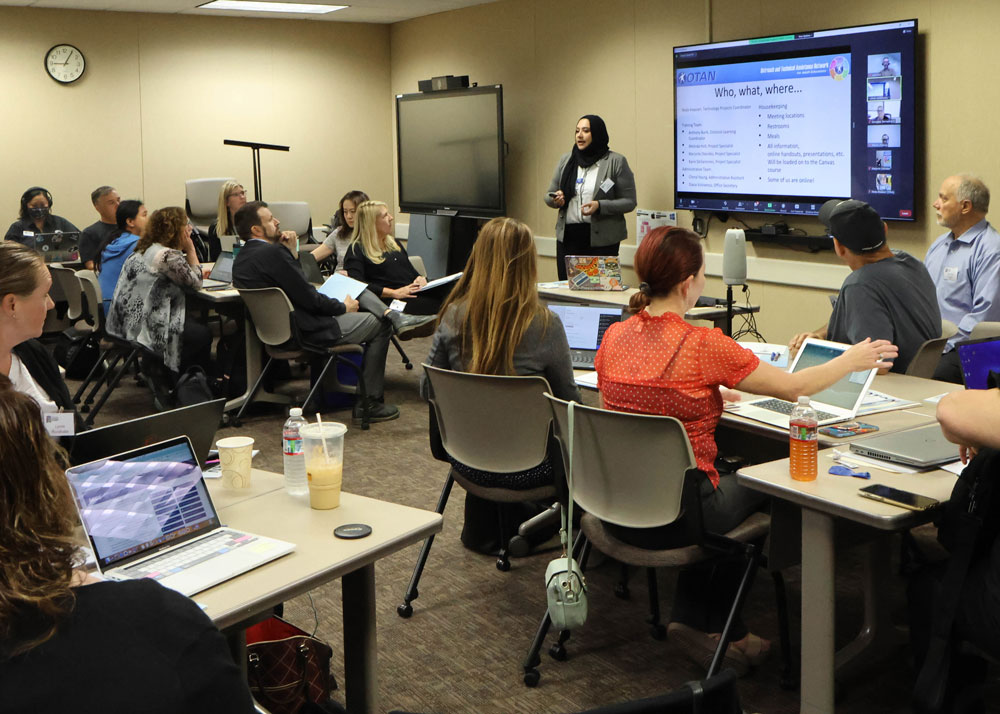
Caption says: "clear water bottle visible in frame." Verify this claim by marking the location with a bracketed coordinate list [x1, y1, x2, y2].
[283, 408, 309, 496]
[789, 396, 818, 482]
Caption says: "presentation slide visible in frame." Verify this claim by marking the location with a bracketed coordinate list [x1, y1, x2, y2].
[676, 54, 851, 198]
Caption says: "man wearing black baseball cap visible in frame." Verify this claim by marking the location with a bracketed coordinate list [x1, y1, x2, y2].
[789, 199, 940, 373]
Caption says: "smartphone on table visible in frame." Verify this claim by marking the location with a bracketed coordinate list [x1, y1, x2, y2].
[858, 484, 939, 511]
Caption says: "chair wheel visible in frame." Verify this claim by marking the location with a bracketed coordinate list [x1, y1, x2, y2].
[650, 624, 666, 640]
[548, 643, 567, 661]
[614, 583, 630, 599]
[397, 603, 413, 619]
[496, 557, 511, 572]
[523, 668, 540, 687]
[405, 363, 414, 370]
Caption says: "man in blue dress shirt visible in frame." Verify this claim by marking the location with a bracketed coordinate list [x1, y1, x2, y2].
[926, 174, 1000, 382]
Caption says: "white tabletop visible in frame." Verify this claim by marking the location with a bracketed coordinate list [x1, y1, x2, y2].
[198, 485, 443, 630]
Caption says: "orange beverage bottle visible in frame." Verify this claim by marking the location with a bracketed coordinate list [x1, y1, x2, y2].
[789, 396, 818, 481]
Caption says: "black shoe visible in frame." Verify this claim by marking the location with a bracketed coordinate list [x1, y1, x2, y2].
[385, 310, 435, 336]
[352, 399, 400, 424]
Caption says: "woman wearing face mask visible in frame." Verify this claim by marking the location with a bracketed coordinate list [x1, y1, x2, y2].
[310, 190, 369, 273]
[5, 187, 79, 246]
[543, 115, 637, 280]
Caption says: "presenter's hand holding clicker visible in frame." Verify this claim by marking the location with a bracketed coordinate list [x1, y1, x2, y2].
[549, 190, 566, 208]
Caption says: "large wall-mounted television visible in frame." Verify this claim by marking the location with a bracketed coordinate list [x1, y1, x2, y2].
[396, 85, 506, 218]
[673, 19, 917, 221]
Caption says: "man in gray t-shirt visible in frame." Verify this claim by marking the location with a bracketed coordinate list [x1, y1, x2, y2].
[790, 199, 941, 373]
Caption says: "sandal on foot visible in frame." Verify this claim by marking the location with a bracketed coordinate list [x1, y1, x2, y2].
[723, 632, 771, 667]
[667, 622, 749, 677]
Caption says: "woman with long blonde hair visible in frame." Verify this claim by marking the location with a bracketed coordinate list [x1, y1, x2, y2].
[0, 377, 253, 712]
[422, 216, 579, 488]
[344, 200, 447, 315]
[206, 180, 247, 260]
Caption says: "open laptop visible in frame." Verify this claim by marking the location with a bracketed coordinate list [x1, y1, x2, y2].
[565, 255, 625, 291]
[957, 336, 1000, 389]
[202, 251, 234, 290]
[33, 231, 80, 263]
[66, 436, 294, 597]
[547, 303, 623, 369]
[732, 338, 878, 428]
[849, 423, 959, 469]
[68, 398, 226, 468]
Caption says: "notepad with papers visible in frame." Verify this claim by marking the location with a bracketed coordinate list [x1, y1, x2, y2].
[318, 273, 368, 300]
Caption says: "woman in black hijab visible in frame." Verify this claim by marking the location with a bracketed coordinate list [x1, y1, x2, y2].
[544, 115, 637, 280]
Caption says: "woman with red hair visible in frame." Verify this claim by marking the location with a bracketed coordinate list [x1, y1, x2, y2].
[595, 226, 896, 674]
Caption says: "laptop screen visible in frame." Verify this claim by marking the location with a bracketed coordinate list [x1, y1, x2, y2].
[790, 340, 872, 410]
[547, 304, 623, 350]
[958, 337, 1000, 389]
[210, 252, 234, 282]
[68, 398, 226, 468]
[66, 437, 220, 569]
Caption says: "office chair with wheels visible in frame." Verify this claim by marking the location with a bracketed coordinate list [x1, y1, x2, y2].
[906, 336, 950, 379]
[71, 271, 131, 415]
[268, 201, 314, 242]
[185, 177, 235, 232]
[234, 287, 369, 429]
[522, 396, 773, 687]
[48, 266, 86, 323]
[971, 321, 1000, 340]
[397, 365, 557, 618]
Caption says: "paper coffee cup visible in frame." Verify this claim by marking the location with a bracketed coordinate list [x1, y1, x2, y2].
[216, 436, 254, 489]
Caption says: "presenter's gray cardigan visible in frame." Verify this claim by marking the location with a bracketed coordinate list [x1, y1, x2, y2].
[543, 150, 637, 247]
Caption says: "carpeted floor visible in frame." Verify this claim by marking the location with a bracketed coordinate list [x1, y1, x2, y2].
[73, 334, 998, 714]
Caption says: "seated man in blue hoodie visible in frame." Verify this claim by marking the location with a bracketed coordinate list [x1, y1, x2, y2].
[97, 200, 147, 313]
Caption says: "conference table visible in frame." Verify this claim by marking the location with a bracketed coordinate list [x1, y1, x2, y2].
[727, 373, 962, 714]
[539, 284, 759, 334]
[203, 470, 443, 714]
[738, 451, 957, 714]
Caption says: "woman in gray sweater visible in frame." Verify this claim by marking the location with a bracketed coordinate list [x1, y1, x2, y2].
[423, 216, 579, 490]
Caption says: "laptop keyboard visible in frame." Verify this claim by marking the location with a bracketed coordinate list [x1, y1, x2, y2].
[752, 398, 838, 422]
[122, 530, 259, 581]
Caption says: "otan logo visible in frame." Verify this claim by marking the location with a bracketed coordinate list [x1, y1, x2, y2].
[677, 70, 716, 84]
[828, 56, 850, 80]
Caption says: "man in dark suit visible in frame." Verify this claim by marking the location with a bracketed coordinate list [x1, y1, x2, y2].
[232, 201, 408, 423]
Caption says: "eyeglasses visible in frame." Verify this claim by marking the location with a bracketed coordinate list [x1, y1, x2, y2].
[228, 190, 247, 199]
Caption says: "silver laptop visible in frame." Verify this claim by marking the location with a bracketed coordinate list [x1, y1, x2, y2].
[66, 436, 294, 596]
[849, 423, 959, 469]
[34, 231, 81, 263]
[547, 303, 623, 370]
[733, 337, 878, 428]
[202, 251, 234, 290]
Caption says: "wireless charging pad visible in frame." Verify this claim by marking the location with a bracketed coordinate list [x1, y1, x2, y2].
[334, 523, 372, 539]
